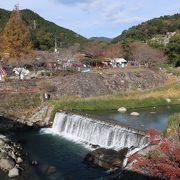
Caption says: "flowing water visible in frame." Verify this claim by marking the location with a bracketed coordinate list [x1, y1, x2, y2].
[1, 105, 179, 180]
[42, 112, 149, 150]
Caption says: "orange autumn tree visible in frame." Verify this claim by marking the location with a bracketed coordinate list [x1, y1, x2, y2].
[1, 5, 32, 61]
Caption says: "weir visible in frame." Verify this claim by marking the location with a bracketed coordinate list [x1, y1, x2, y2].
[48, 112, 149, 150]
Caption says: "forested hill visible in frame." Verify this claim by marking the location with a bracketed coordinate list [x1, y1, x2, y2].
[112, 14, 180, 43]
[0, 8, 88, 50]
[89, 37, 112, 42]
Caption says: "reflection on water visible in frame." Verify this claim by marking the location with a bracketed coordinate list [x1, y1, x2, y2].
[88, 105, 180, 131]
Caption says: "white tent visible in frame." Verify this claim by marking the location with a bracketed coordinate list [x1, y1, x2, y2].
[111, 58, 128, 68]
[13, 67, 30, 80]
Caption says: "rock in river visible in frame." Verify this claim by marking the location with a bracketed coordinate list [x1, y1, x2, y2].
[8, 167, 19, 178]
[0, 158, 15, 171]
[84, 148, 128, 170]
[16, 157, 23, 164]
[118, 107, 127, 112]
[130, 112, 140, 116]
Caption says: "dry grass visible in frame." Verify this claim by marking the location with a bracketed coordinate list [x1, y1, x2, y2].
[0, 92, 41, 117]
[51, 83, 180, 111]
[163, 113, 180, 138]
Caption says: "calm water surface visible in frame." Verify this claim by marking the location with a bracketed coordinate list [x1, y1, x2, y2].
[88, 105, 180, 131]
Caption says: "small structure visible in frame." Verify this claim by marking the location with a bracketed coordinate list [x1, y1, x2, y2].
[0, 68, 7, 81]
[46, 62, 59, 69]
[111, 58, 128, 68]
[13, 67, 30, 80]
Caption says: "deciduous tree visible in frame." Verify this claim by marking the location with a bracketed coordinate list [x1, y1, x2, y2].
[1, 6, 32, 61]
[130, 41, 166, 65]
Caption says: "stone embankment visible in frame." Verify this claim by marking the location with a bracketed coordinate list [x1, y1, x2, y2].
[0, 104, 53, 130]
[0, 80, 38, 93]
[18, 104, 53, 128]
[51, 69, 166, 97]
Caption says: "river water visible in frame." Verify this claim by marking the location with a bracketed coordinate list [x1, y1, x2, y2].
[86, 105, 180, 131]
[1, 105, 179, 180]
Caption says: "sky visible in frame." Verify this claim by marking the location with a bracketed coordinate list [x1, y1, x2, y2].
[0, 0, 179, 38]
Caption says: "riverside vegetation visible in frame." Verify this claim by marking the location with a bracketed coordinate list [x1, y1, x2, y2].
[127, 113, 180, 180]
[163, 113, 180, 137]
[51, 83, 180, 111]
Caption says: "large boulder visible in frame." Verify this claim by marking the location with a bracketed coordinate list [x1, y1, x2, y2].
[8, 167, 19, 178]
[130, 112, 140, 116]
[118, 107, 127, 112]
[84, 148, 128, 170]
[0, 158, 15, 171]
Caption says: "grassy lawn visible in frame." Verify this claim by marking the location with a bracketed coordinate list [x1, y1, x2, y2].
[50, 83, 180, 112]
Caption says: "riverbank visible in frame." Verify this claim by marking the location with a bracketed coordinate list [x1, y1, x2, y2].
[163, 113, 180, 137]
[0, 135, 24, 178]
[51, 83, 180, 111]
[0, 106, 53, 179]
[125, 112, 180, 180]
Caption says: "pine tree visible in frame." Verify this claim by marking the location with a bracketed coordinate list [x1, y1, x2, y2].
[2, 5, 32, 60]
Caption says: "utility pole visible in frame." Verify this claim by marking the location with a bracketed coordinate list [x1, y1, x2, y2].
[14, 3, 19, 11]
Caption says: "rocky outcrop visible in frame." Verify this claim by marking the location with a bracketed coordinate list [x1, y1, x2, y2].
[51, 69, 166, 97]
[84, 148, 128, 170]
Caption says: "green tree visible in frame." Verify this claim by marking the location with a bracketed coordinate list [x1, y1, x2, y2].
[1, 6, 32, 60]
[122, 39, 133, 60]
[165, 33, 180, 66]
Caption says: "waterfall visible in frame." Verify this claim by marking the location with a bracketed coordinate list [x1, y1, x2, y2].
[44, 112, 149, 150]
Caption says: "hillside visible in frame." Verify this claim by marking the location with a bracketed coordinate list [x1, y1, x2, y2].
[0, 8, 88, 51]
[112, 14, 180, 43]
[89, 37, 112, 42]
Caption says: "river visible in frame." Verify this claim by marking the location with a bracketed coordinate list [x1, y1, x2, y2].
[2, 105, 179, 180]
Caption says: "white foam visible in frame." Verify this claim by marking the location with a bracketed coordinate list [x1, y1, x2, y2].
[40, 112, 149, 151]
